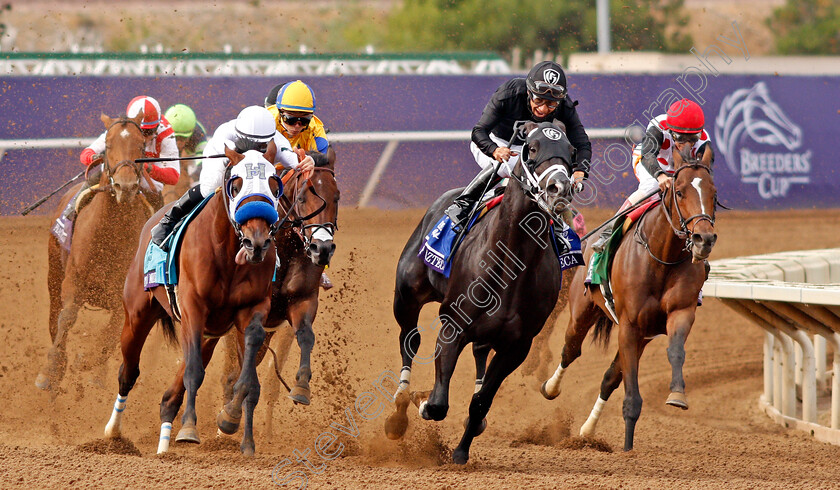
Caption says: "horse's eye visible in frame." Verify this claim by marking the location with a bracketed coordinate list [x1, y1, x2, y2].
[230, 177, 243, 198]
[676, 190, 683, 199]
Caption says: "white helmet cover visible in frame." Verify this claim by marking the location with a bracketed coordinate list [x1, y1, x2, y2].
[234, 105, 276, 145]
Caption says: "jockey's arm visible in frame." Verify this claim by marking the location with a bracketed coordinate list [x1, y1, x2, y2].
[144, 133, 180, 186]
[560, 99, 593, 177]
[80, 132, 107, 165]
[640, 125, 666, 178]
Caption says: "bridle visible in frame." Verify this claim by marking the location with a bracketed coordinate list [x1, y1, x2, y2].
[635, 163, 715, 265]
[222, 158, 285, 243]
[277, 167, 338, 257]
[509, 155, 573, 226]
[101, 118, 145, 195]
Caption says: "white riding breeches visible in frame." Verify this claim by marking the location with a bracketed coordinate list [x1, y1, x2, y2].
[471, 133, 523, 179]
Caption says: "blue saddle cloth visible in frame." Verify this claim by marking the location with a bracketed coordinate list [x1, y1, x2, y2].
[143, 193, 214, 290]
[418, 212, 584, 278]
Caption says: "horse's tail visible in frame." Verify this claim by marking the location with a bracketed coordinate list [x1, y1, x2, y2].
[158, 316, 179, 346]
[592, 315, 614, 348]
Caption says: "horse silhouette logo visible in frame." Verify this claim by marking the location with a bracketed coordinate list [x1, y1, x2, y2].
[714, 81, 803, 174]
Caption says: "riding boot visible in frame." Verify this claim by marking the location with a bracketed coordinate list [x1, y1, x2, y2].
[62, 164, 103, 222]
[591, 199, 634, 253]
[150, 185, 204, 250]
[444, 164, 502, 229]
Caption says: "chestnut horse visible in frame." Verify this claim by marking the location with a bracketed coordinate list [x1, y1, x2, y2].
[103, 146, 282, 456]
[384, 122, 577, 464]
[219, 151, 339, 419]
[36, 113, 155, 391]
[541, 149, 717, 450]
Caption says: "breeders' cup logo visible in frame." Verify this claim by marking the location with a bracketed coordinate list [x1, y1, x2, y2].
[542, 128, 563, 140]
[715, 82, 810, 199]
[543, 69, 561, 85]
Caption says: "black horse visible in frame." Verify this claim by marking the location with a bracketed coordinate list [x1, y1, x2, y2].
[384, 121, 579, 464]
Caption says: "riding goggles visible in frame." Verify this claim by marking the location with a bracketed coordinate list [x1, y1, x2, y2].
[527, 80, 567, 100]
[234, 138, 270, 154]
[282, 114, 312, 127]
[530, 93, 560, 110]
[670, 130, 700, 145]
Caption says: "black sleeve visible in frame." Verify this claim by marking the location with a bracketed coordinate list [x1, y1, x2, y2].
[307, 150, 329, 167]
[471, 89, 507, 158]
[559, 99, 592, 177]
[640, 125, 665, 177]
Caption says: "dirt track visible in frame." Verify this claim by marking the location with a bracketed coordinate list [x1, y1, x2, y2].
[2, 208, 840, 489]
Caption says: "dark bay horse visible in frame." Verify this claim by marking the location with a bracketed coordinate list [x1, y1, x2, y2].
[384, 122, 577, 464]
[36, 113, 156, 391]
[540, 149, 717, 450]
[218, 151, 339, 417]
[103, 146, 282, 456]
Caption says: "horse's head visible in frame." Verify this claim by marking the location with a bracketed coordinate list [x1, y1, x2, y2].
[669, 149, 717, 261]
[100, 112, 146, 204]
[514, 121, 574, 216]
[224, 145, 283, 265]
[281, 149, 339, 267]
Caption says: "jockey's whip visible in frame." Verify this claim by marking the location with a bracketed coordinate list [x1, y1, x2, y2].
[20, 169, 86, 215]
[266, 346, 292, 393]
[135, 154, 225, 163]
[581, 188, 661, 241]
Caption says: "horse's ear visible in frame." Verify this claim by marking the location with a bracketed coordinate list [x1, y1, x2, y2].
[701, 144, 713, 167]
[327, 146, 336, 169]
[132, 109, 145, 127]
[552, 119, 567, 133]
[264, 139, 277, 164]
[100, 113, 112, 127]
[518, 121, 539, 140]
[672, 147, 687, 169]
[224, 145, 243, 167]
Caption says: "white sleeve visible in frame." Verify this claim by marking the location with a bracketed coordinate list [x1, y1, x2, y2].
[155, 133, 181, 175]
[87, 132, 107, 155]
[199, 122, 237, 198]
[272, 133, 299, 169]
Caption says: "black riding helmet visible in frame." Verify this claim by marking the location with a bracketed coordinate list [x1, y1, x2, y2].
[264, 82, 286, 108]
[526, 61, 568, 102]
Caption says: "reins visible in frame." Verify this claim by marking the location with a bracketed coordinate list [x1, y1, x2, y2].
[277, 168, 338, 254]
[634, 163, 715, 266]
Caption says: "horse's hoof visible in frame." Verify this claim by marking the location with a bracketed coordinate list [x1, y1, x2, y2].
[384, 392, 410, 440]
[665, 392, 689, 410]
[452, 448, 469, 465]
[409, 390, 430, 408]
[288, 386, 311, 406]
[175, 424, 201, 444]
[241, 444, 255, 457]
[217, 408, 241, 435]
[540, 380, 559, 400]
[34, 373, 51, 391]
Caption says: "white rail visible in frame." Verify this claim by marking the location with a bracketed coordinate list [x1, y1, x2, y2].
[0, 128, 627, 207]
[703, 249, 840, 445]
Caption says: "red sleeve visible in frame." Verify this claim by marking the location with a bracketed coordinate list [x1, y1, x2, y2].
[80, 148, 96, 166]
[148, 165, 180, 185]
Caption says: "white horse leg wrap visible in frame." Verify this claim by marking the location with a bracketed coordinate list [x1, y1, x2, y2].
[157, 422, 173, 454]
[474, 379, 483, 394]
[544, 364, 566, 397]
[580, 396, 607, 437]
[396, 367, 411, 395]
[104, 394, 127, 437]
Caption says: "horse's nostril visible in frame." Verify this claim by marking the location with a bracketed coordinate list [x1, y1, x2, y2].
[242, 238, 253, 249]
[546, 183, 559, 195]
[692, 233, 703, 244]
[309, 243, 319, 254]
[329, 243, 336, 253]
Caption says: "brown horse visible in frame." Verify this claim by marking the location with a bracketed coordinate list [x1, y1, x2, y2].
[219, 151, 339, 416]
[540, 149, 717, 451]
[384, 122, 578, 464]
[36, 113, 155, 391]
[103, 145, 282, 456]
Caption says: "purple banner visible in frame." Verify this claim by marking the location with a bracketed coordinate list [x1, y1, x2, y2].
[1, 74, 837, 215]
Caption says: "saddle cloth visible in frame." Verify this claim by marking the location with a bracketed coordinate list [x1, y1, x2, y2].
[143, 193, 215, 290]
[419, 196, 583, 278]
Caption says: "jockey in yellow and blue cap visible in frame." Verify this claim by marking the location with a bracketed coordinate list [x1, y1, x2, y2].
[267, 80, 330, 154]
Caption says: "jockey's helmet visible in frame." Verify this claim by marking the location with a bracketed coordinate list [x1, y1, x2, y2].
[526, 61, 567, 101]
[276, 80, 316, 113]
[233, 106, 276, 153]
[264, 83, 286, 109]
[665, 99, 704, 134]
[164, 104, 198, 138]
[126, 96, 163, 131]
